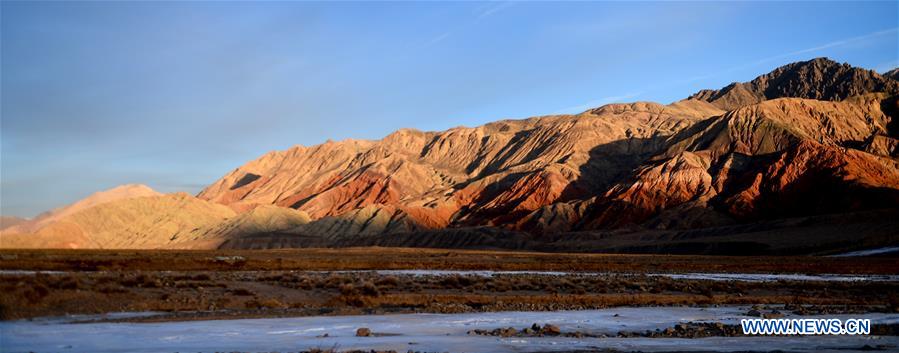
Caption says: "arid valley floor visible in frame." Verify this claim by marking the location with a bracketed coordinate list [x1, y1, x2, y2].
[3, 26, 899, 353]
[1, 248, 898, 352]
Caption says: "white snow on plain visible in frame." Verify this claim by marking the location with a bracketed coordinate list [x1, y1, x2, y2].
[3, 269, 898, 282]
[647, 273, 899, 282]
[0, 270, 66, 275]
[323, 270, 899, 282]
[830, 246, 899, 257]
[2, 306, 898, 353]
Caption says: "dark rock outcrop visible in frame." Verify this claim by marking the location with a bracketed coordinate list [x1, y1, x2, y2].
[689, 57, 899, 110]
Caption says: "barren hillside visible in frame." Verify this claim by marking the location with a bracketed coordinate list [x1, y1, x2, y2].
[5, 58, 898, 253]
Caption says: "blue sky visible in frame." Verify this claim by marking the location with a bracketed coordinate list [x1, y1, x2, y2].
[2, 1, 897, 217]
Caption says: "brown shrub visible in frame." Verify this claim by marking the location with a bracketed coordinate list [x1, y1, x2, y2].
[245, 298, 286, 309]
[259, 298, 286, 309]
[342, 295, 366, 307]
[441, 276, 461, 289]
[95, 276, 117, 285]
[557, 278, 576, 290]
[54, 276, 82, 290]
[121, 274, 160, 288]
[490, 279, 512, 292]
[262, 274, 285, 282]
[175, 282, 199, 289]
[231, 288, 255, 296]
[24, 284, 50, 304]
[888, 293, 899, 313]
[297, 279, 314, 290]
[339, 283, 358, 296]
[375, 276, 400, 288]
[514, 278, 540, 291]
[325, 274, 352, 288]
[457, 276, 476, 287]
[360, 281, 380, 297]
[98, 285, 128, 294]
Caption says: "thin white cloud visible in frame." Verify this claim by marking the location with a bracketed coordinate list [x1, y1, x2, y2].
[417, 1, 515, 50]
[553, 92, 643, 115]
[714, 27, 898, 80]
[639, 27, 899, 101]
[477, 1, 514, 20]
[424, 31, 452, 47]
[757, 27, 898, 65]
[875, 59, 899, 73]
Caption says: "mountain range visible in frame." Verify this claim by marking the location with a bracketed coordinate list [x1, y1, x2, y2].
[3, 58, 898, 254]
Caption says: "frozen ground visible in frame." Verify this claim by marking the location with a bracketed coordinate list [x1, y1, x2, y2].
[334, 270, 899, 282]
[4, 270, 899, 282]
[830, 246, 899, 257]
[3, 306, 897, 353]
[646, 272, 899, 282]
[0, 270, 66, 275]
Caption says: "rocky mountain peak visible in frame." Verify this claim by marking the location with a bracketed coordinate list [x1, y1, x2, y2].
[5, 58, 899, 253]
[884, 67, 899, 81]
[689, 57, 899, 110]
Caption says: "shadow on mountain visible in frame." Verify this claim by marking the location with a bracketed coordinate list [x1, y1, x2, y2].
[882, 95, 899, 137]
[230, 173, 261, 190]
[466, 171, 529, 218]
[532, 208, 899, 255]
[560, 136, 667, 201]
[223, 207, 899, 255]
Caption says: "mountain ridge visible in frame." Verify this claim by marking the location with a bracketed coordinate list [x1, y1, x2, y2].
[688, 57, 899, 111]
[1, 184, 161, 236]
[4, 57, 899, 253]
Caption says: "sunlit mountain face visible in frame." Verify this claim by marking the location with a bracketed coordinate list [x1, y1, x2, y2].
[4, 58, 898, 255]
